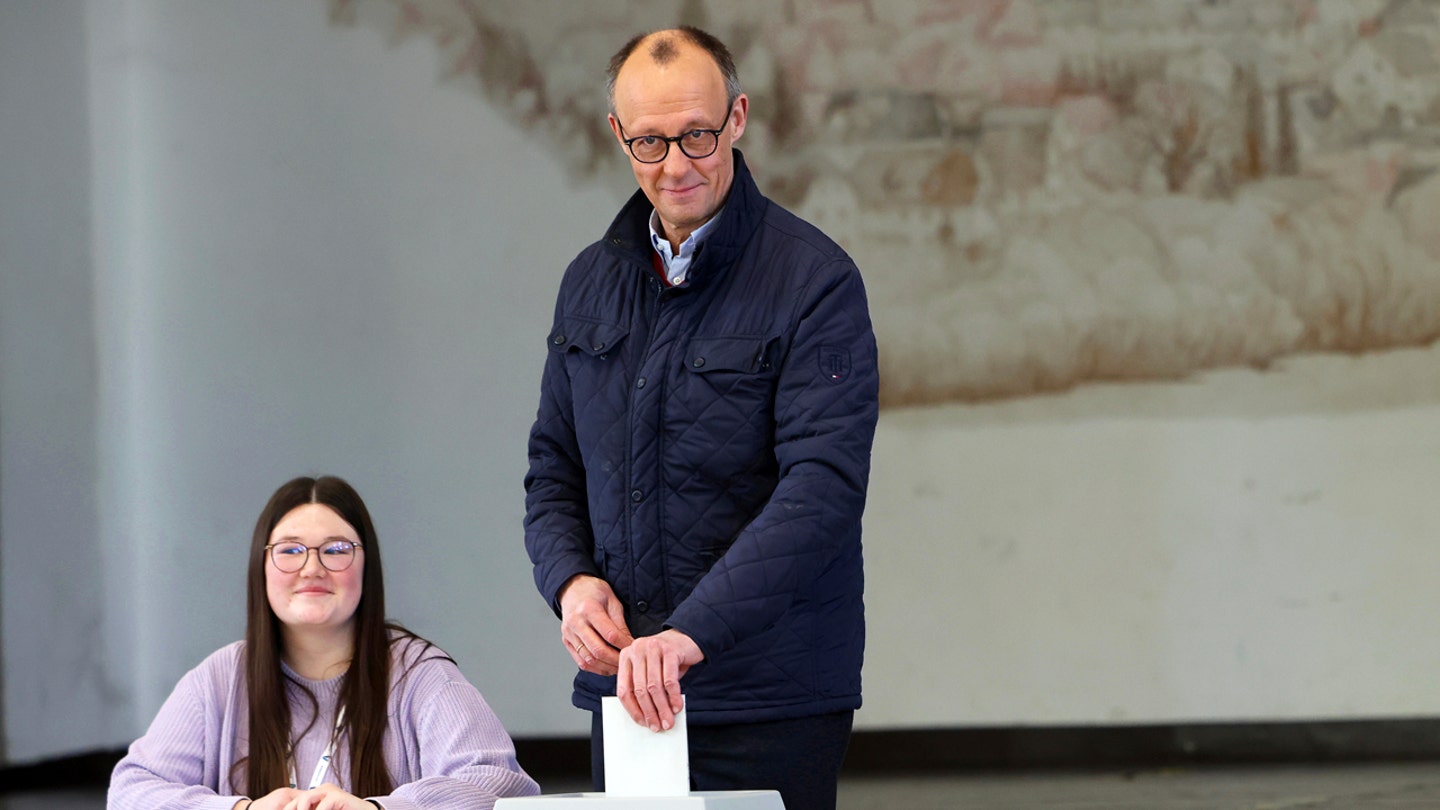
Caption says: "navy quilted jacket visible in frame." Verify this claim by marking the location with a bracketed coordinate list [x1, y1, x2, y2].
[524, 151, 879, 724]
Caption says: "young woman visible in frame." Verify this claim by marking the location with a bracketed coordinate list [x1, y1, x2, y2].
[108, 475, 540, 810]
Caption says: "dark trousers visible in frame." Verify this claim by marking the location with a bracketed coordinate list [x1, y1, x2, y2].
[590, 710, 854, 810]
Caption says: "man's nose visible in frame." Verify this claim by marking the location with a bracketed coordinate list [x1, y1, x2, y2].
[661, 144, 692, 175]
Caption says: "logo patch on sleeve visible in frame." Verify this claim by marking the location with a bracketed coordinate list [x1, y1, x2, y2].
[818, 346, 851, 382]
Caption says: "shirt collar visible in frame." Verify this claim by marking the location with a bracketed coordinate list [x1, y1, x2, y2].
[649, 206, 724, 287]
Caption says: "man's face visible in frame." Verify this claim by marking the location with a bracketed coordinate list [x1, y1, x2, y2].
[609, 41, 748, 247]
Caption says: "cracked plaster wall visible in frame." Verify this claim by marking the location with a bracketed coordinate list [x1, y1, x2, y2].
[334, 0, 1440, 407]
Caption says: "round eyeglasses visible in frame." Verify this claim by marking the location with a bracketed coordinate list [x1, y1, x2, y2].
[265, 539, 362, 573]
[617, 119, 727, 164]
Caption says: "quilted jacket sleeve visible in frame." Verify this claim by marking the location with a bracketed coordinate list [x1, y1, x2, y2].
[664, 259, 879, 658]
[523, 288, 602, 615]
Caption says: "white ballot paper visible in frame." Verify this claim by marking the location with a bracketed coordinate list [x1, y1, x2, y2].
[602, 695, 690, 797]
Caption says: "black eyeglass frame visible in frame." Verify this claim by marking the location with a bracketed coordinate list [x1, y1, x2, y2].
[616, 117, 729, 164]
[264, 540, 364, 573]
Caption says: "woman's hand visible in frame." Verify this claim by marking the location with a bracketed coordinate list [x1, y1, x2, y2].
[284, 783, 374, 810]
[245, 788, 303, 810]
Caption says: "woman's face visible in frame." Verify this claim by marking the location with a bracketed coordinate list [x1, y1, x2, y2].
[265, 503, 364, 637]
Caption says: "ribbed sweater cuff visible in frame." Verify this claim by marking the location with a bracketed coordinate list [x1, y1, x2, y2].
[368, 797, 421, 810]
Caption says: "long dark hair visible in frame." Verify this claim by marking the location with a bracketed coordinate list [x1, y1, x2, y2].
[233, 475, 398, 796]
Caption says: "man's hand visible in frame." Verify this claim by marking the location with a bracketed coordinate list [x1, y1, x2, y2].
[558, 575, 635, 676]
[617, 629, 704, 732]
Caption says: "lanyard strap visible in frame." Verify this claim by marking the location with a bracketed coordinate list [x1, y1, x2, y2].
[288, 706, 346, 790]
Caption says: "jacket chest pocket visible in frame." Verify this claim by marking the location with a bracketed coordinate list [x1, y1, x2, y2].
[675, 335, 778, 425]
[683, 336, 772, 375]
[549, 318, 630, 394]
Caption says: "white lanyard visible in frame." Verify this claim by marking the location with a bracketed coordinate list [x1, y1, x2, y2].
[288, 706, 346, 790]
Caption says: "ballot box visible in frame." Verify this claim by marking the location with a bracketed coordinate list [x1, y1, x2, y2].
[497, 698, 786, 810]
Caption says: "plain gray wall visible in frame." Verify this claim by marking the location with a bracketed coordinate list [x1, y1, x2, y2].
[1, 0, 111, 762]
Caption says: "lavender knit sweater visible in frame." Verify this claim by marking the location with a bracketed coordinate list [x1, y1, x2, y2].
[108, 637, 540, 810]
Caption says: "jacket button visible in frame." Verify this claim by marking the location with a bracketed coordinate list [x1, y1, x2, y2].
[636, 601, 650, 613]
[593, 342, 605, 351]
[636, 377, 646, 389]
[692, 357, 706, 368]
[631, 489, 644, 502]
[552, 334, 566, 345]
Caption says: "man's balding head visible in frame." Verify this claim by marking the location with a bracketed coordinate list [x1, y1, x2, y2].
[605, 26, 742, 115]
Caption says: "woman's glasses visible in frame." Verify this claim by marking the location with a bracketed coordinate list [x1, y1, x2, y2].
[265, 540, 362, 573]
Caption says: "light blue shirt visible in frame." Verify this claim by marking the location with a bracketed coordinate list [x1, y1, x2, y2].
[649, 206, 724, 287]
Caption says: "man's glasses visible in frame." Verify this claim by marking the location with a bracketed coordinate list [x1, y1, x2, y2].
[617, 116, 729, 164]
[265, 539, 362, 573]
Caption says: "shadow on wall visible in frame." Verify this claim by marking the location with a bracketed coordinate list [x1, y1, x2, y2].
[329, 0, 1440, 408]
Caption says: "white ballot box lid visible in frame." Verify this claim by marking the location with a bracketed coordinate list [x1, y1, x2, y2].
[495, 790, 784, 809]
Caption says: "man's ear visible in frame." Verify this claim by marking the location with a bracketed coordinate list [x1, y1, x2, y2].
[608, 113, 625, 145]
[728, 94, 749, 142]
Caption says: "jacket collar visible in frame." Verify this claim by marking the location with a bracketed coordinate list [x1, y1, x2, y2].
[602, 149, 767, 288]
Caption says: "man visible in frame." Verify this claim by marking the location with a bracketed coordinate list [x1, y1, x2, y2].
[523, 25, 878, 810]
